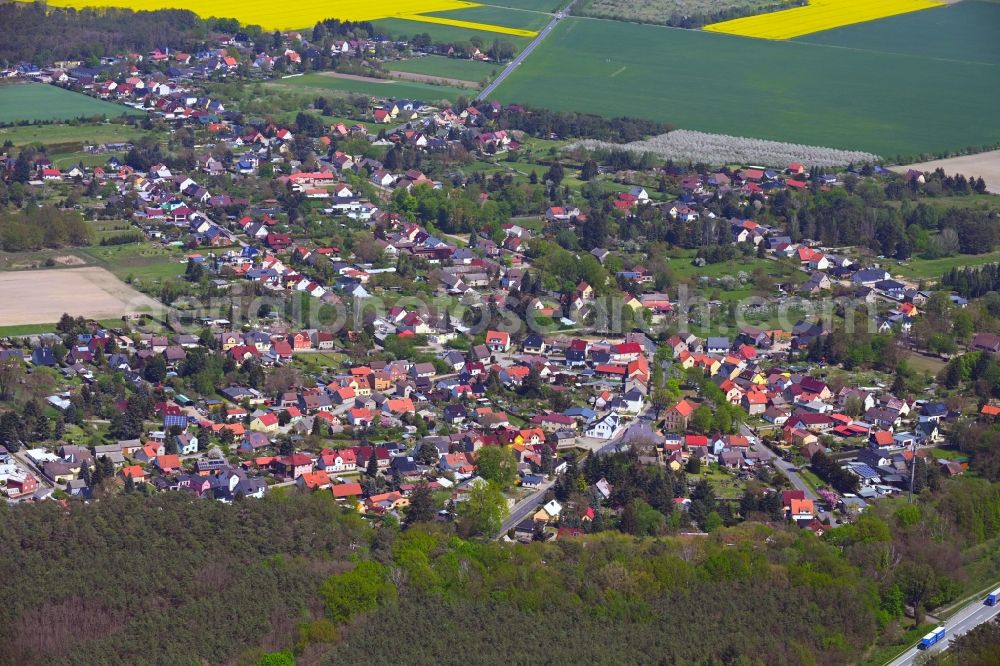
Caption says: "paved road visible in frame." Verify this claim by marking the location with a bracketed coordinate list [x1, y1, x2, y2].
[477, 1, 577, 101]
[740, 422, 834, 522]
[887, 594, 1000, 666]
[495, 478, 557, 537]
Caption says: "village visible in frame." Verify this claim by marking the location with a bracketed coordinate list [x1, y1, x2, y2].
[0, 31, 991, 545]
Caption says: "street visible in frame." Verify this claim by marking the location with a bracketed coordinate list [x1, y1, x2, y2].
[494, 478, 556, 537]
[887, 593, 1000, 666]
[740, 422, 834, 522]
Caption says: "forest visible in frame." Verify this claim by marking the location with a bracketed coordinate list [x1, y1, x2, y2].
[1, 472, 997, 665]
[0, 205, 91, 251]
[0, 4, 221, 65]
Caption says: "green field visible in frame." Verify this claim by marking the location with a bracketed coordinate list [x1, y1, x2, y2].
[0, 119, 148, 148]
[375, 17, 534, 50]
[491, 17, 1000, 158]
[429, 5, 553, 30]
[80, 244, 188, 282]
[0, 83, 141, 124]
[796, 1, 1000, 67]
[271, 73, 470, 104]
[885, 248, 1000, 281]
[388, 55, 500, 81]
[479, 0, 563, 10]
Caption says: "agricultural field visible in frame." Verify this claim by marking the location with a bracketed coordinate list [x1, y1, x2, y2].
[388, 55, 500, 83]
[427, 4, 551, 31]
[79, 243, 190, 282]
[403, 13, 538, 36]
[0, 121, 148, 149]
[0, 267, 162, 326]
[42, 0, 478, 31]
[0, 83, 140, 124]
[703, 0, 943, 40]
[892, 150, 1000, 195]
[375, 17, 535, 49]
[491, 17, 1000, 158]
[40, 0, 541, 35]
[271, 72, 469, 104]
[575, 0, 798, 27]
[574, 129, 879, 168]
[482, 0, 564, 10]
[795, 1, 1000, 67]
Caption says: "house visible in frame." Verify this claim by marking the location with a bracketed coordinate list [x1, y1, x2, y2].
[971, 332, 1000, 353]
[250, 412, 279, 432]
[585, 413, 621, 440]
[273, 453, 313, 479]
[485, 330, 510, 352]
[533, 499, 562, 523]
[663, 399, 696, 432]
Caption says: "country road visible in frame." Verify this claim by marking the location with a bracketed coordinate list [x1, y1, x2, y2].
[886, 592, 1000, 666]
[477, 0, 577, 101]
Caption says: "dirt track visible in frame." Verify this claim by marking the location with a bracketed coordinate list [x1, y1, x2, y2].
[0, 267, 162, 325]
[894, 150, 1000, 194]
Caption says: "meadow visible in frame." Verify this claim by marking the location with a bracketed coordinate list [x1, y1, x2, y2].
[0, 83, 140, 124]
[795, 0, 1000, 67]
[388, 55, 500, 81]
[272, 73, 469, 104]
[0, 120, 149, 148]
[703, 0, 943, 40]
[492, 17, 1000, 158]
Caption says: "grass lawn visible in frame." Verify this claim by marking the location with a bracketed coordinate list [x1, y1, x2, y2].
[929, 446, 969, 461]
[798, 467, 825, 494]
[0, 120, 149, 149]
[689, 467, 745, 499]
[79, 243, 188, 282]
[903, 351, 946, 377]
[0, 318, 122, 337]
[886, 249, 1000, 281]
[292, 351, 349, 373]
[491, 17, 1000, 158]
[388, 55, 501, 82]
[270, 73, 469, 104]
[0, 83, 142, 124]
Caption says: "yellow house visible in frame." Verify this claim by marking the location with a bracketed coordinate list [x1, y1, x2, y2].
[249, 413, 279, 432]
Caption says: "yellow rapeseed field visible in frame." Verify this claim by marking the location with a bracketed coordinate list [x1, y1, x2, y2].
[703, 0, 945, 40]
[40, 0, 536, 35]
[396, 14, 538, 37]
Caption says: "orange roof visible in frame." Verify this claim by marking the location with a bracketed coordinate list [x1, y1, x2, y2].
[790, 498, 815, 515]
[299, 471, 330, 489]
[156, 454, 181, 469]
[873, 431, 895, 447]
[672, 400, 696, 417]
[982, 405, 1000, 416]
[331, 482, 363, 498]
[121, 465, 145, 479]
